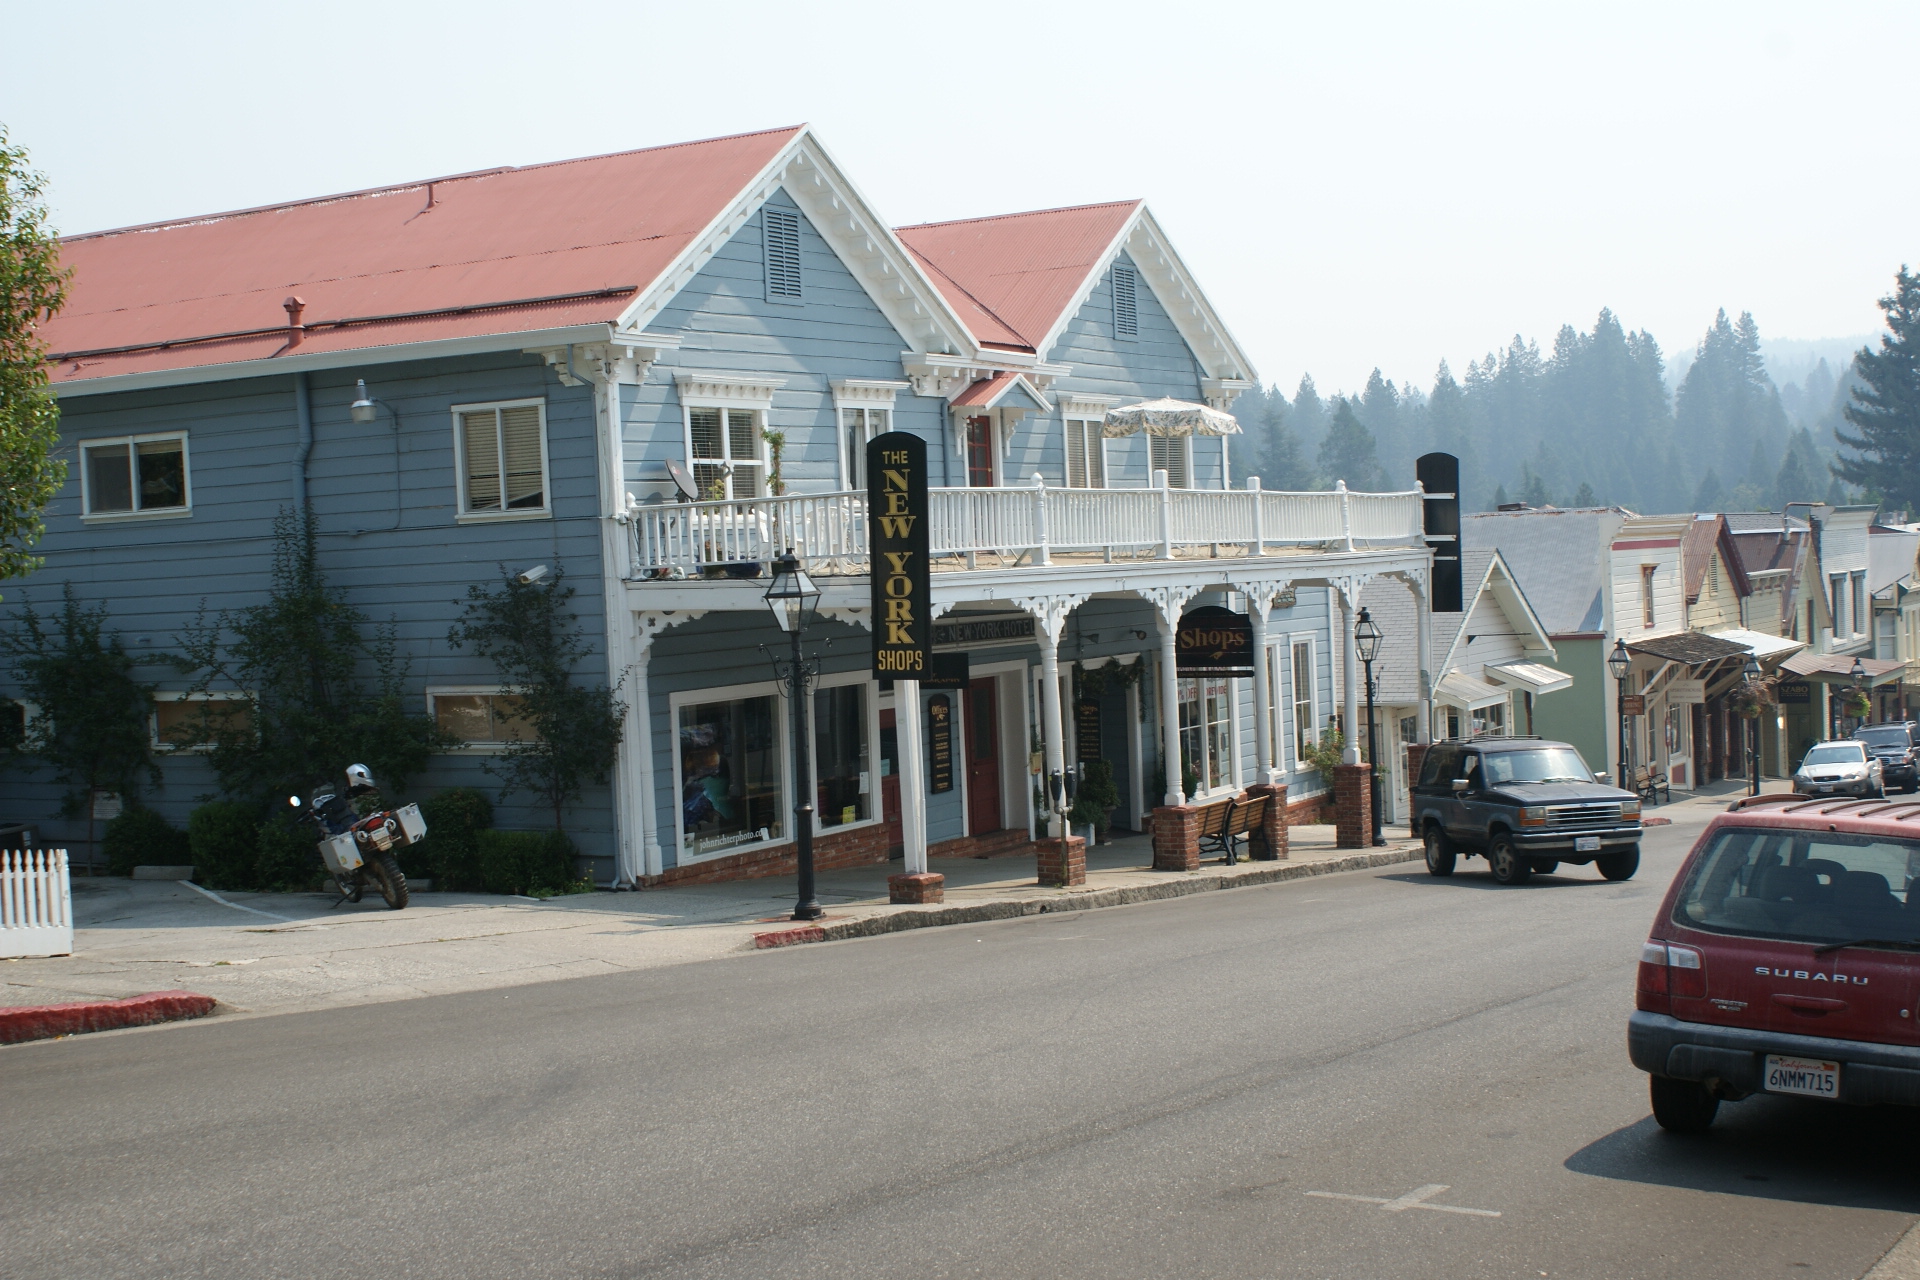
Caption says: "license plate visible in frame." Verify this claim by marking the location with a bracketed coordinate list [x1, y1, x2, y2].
[1575, 835, 1600, 852]
[1817, 785, 1834, 793]
[1764, 1054, 1840, 1099]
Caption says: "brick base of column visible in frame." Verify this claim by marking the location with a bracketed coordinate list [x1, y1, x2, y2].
[1244, 782, 1290, 861]
[1333, 763, 1372, 849]
[1152, 805, 1200, 871]
[888, 872, 945, 904]
[1035, 836, 1086, 887]
[1403, 743, 1431, 838]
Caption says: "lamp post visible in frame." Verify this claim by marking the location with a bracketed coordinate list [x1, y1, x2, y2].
[765, 551, 823, 922]
[1848, 656, 1868, 737]
[1608, 639, 1633, 792]
[1742, 653, 1764, 798]
[1355, 607, 1386, 847]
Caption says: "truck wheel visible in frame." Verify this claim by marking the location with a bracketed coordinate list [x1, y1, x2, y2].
[1487, 833, 1531, 885]
[1423, 825, 1456, 877]
[1530, 859, 1560, 875]
[1597, 847, 1640, 881]
[1649, 1075, 1718, 1133]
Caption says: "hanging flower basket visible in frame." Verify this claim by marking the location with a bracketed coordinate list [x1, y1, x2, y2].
[1843, 690, 1873, 718]
[1728, 679, 1773, 720]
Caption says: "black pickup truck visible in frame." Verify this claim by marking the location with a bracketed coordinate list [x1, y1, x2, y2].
[1410, 737, 1644, 885]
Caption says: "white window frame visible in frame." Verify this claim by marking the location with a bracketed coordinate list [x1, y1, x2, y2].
[808, 670, 883, 837]
[1853, 571, 1868, 637]
[669, 677, 790, 866]
[830, 379, 908, 491]
[78, 431, 193, 522]
[1288, 634, 1317, 774]
[426, 685, 540, 755]
[451, 397, 551, 523]
[1176, 673, 1238, 799]
[674, 372, 786, 502]
[150, 690, 252, 752]
[1149, 434, 1192, 489]
[1062, 416, 1108, 489]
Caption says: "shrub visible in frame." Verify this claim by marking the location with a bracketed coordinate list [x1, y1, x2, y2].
[476, 829, 578, 896]
[255, 810, 321, 893]
[1069, 759, 1121, 837]
[188, 801, 259, 890]
[100, 806, 190, 877]
[418, 787, 493, 890]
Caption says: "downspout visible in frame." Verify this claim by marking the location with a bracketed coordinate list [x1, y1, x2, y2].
[293, 371, 314, 507]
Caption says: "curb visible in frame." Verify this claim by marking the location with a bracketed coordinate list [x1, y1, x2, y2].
[0, 990, 217, 1046]
[752, 846, 1423, 950]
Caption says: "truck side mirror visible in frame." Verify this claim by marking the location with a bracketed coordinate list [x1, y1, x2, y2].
[1451, 778, 1470, 793]
[1594, 772, 1609, 783]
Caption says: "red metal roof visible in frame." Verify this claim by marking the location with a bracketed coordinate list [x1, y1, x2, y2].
[45, 126, 805, 385]
[950, 371, 1021, 408]
[894, 201, 1141, 355]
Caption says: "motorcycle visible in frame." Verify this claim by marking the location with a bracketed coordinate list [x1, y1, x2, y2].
[289, 763, 427, 910]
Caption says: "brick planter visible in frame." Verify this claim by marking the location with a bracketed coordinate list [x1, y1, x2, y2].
[1152, 804, 1200, 872]
[1243, 781, 1290, 860]
[1403, 743, 1431, 838]
[1333, 763, 1372, 849]
[888, 872, 945, 904]
[1035, 836, 1086, 887]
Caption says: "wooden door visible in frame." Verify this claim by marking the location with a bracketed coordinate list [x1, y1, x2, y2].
[879, 709, 903, 858]
[966, 416, 994, 488]
[966, 677, 1002, 835]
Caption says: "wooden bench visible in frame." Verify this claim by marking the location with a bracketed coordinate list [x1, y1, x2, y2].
[1198, 794, 1272, 865]
[1634, 766, 1670, 806]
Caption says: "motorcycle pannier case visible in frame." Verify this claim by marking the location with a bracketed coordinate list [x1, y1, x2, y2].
[319, 832, 364, 878]
[395, 803, 427, 845]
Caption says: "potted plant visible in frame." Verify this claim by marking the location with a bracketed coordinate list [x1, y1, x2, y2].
[1069, 759, 1121, 844]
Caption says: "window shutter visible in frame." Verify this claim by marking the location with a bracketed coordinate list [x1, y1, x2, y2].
[1112, 264, 1138, 337]
[764, 207, 803, 300]
[462, 410, 503, 510]
[1150, 435, 1187, 488]
[500, 406, 544, 508]
[1066, 419, 1087, 489]
[1088, 427, 1105, 489]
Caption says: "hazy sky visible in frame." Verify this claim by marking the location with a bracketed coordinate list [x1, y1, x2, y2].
[3, 1, 1911, 395]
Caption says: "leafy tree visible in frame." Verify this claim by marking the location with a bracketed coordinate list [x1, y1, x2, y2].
[1834, 266, 1920, 511]
[1316, 398, 1385, 490]
[176, 507, 446, 806]
[2, 585, 160, 850]
[448, 565, 625, 830]
[0, 127, 70, 590]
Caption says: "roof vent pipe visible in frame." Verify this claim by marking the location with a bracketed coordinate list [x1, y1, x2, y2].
[283, 295, 306, 348]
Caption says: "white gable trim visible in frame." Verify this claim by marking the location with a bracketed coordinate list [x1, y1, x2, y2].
[617, 130, 976, 360]
[1030, 205, 1258, 389]
[1436, 551, 1557, 679]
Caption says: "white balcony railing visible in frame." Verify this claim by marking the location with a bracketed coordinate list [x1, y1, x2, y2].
[629, 481, 1425, 579]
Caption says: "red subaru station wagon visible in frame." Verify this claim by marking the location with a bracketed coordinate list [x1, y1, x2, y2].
[1630, 793, 1920, 1132]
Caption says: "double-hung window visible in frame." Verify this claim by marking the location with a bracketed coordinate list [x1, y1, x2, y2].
[1641, 565, 1657, 629]
[1853, 571, 1868, 637]
[1064, 418, 1106, 489]
[840, 407, 890, 491]
[1151, 435, 1190, 489]
[455, 399, 549, 518]
[1291, 639, 1316, 771]
[688, 407, 765, 500]
[429, 688, 539, 751]
[80, 432, 190, 519]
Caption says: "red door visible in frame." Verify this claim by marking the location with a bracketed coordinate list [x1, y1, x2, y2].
[879, 709, 903, 857]
[966, 677, 1002, 834]
[966, 416, 994, 487]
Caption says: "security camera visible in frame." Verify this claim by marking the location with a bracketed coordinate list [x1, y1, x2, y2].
[517, 565, 550, 585]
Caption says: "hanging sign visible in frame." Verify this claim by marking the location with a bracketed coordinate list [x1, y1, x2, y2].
[1076, 701, 1103, 762]
[1176, 605, 1255, 676]
[1619, 694, 1646, 716]
[1669, 678, 1706, 705]
[920, 653, 970, 691]
[1776, 680, 1811, 705]
[867, 432, 930, 679]
[927, 693, 954, 793]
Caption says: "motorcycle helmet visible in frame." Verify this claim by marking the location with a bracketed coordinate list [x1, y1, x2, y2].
[345, 763, 376, 795]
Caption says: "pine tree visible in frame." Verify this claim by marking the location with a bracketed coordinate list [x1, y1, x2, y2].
[1693, 469, 1725, 511]
[1290, 374, 1328, 456]
[1359, 369, 1406, 486]
[1316, 398, 1385, 490]
[1490, 483, 1510, 510]
[1774, 445, 1816, 507]
[1834, 266, 1920, 511]
[1519, 465, 1550, 508]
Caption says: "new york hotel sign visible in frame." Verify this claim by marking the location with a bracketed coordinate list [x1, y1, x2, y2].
[868, 432, 930, 678]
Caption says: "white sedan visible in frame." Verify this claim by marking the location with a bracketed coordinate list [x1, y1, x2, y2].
[1793, 740, 1885, 798]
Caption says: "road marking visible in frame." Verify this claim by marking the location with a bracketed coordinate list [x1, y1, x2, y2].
[1305, 1184, 1500, 1218]
[180, 880, 294, 922]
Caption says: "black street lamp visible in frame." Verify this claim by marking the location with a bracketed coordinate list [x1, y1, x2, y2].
[1355, 607, 1386, 847]
[1742, 653, 1764, 798]
[765, 551, 823, 922]
[1848, 656, 1868, 737]
[1608, 639, 1633, 792]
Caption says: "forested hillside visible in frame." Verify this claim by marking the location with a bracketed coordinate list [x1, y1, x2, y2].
[1230, 308, 1866, 514]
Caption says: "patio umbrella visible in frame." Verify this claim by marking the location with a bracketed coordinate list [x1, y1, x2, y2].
[1102, 397, 1241, 439]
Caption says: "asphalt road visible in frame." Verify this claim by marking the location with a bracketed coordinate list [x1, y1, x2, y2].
[7, 805, 1920, 1280]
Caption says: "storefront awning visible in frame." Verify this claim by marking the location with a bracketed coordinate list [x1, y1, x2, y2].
[1625, 631, 1751, 666]
[1706, 628, 1806, 662]
[1778, 651, 1906, 685]
[1486, 661, 1574, 696]
[1436, 671, 1512, 710]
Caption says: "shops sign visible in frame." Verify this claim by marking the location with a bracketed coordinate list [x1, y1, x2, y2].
[1176, 605, 1255, 676]
[867, 432, 930, 679]
[1669, 678, 1706, 705]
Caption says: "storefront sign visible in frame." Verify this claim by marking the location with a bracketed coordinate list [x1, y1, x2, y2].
[1619, 694, 1646, 716]
[927, 693, 953, 793]
[1076, 700, 1102, 761]
[932, 615, 1035, 648]
[1176, 605, 1255, 676]
[1776, 680, 1811, 705]
[919, 652, 970, 691]
[867, 431, 930, 679]
[1669, 678, 1706, 705]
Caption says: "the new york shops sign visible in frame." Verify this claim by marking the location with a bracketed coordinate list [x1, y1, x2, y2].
[867, 432, 930, 679]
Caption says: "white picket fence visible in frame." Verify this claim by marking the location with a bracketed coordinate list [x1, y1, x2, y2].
[1, 849, 73, 958]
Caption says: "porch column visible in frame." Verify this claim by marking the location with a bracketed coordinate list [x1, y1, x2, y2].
[1413, 575, 1434, 744]
[628, 635, 658, 883]
[1248, 590, 1273, 783]
[896, 679, 927, 875]
[1039, 631, 1067, 839]
[1340, 584, 1362, 764]
[1156, 610, 1184, 804]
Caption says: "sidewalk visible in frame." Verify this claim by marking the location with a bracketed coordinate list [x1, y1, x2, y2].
[2, 825, 1422, 1022]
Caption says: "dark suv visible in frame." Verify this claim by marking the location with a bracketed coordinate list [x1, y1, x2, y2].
[1410, 737, 1643, 884]
[1853, 721, 1920, 794]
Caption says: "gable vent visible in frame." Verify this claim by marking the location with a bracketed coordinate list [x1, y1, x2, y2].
[764, 207, 803, 301]
[1112, 263, 1138, 338]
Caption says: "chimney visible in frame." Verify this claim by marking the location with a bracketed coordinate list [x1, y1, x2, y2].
[283, 295, 306, 349]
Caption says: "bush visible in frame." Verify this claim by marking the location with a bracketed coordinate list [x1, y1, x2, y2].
[188, 801, 260, 890]
[417, 787, 494, 890]
[255, 811, 321, 893]
[100, 806, 190, 877]
[476, 829, 581, 896]
[1069, 759, 1120, 836]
